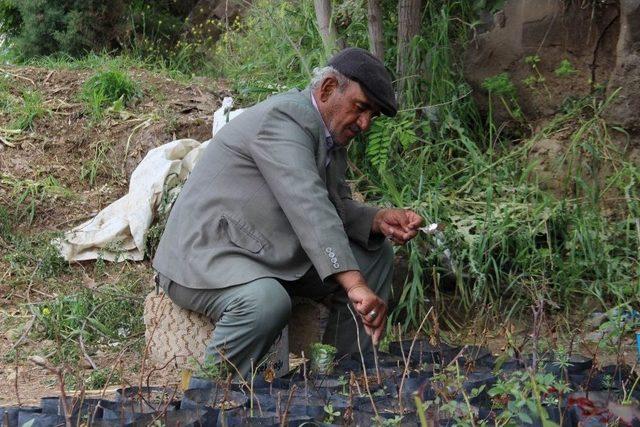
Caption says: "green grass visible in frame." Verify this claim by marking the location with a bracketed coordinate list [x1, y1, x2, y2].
[81, 68, 141, 121]
[0, 0, 636, 338]
[30, 280, 144, 362]
[11, 88, 47, 130]
[79, 139, 114, 187]
[1, 174, 73, 224]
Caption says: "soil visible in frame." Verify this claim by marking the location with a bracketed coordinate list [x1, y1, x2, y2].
[0, 64, 225, 405]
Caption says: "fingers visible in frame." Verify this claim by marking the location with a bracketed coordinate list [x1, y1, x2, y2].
[406, 210, 424, 228]
[358, 301, 386, 330]
[362, 317, 385, 346]
[380, 210, 424, 245]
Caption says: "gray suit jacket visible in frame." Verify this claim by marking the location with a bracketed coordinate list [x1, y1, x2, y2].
[152, 88, 383, 289]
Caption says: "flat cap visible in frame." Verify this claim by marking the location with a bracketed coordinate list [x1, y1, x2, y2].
[328, 47, 397, 117]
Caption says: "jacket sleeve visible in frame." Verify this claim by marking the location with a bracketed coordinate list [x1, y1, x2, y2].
[336, 172, 386, 250]
[249, 101, 360, 280]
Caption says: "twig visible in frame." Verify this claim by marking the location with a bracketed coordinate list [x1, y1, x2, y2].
[302, 350, 308, 397]
[398, 306, 433, 413]
[346, 304, 379, 419]
[13, 353, 21, 407]
[372, 343, 382, 386]
[78, 333, 97, 370]
[29, 356, 72, 427]
[0, 68, 36, 86]
[10, 315, 35, 350]
[280, 384, 297, 427]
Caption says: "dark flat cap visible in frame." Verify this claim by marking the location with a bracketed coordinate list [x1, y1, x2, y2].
[328, 47, 397, 117]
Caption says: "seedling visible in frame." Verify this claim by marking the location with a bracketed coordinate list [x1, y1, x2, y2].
[554, 59, 577, 77]
[309, 343, 337, 375]
[323, 403, 340, 423]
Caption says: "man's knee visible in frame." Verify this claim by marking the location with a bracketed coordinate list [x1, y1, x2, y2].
[235, 279, 292, 335]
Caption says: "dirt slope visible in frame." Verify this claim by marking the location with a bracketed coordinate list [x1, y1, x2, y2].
[0, 65, 225, 404]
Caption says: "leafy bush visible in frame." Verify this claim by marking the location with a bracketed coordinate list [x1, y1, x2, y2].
[8, 0, 127, 60]
[0, 0, 20, 36]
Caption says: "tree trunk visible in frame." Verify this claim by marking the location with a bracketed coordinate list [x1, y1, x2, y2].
[367, 0, 385, 61]
[396, 0, 423, 102]
[314, 0, 344, 55]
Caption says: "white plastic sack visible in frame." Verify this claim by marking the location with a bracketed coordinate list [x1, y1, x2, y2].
[55, 99, 246, 262]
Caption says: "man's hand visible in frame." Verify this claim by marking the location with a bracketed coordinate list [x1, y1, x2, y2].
[372, 208, 423, 245]
[334, 270, 387, 345]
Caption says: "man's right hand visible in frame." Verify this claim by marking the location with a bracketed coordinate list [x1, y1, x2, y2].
[334, 270, 387, 345]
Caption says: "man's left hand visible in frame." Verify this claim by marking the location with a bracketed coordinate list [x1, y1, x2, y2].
[372, 208, 423, 245]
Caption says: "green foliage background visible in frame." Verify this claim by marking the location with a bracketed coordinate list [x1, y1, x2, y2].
[0, 0, 637, 333]
[212, 0, 639, 329]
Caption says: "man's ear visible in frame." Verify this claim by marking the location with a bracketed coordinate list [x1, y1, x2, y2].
[318, 76, 339, 102]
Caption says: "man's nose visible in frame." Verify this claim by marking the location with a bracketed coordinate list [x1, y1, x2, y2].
[357, 112, 372, 132]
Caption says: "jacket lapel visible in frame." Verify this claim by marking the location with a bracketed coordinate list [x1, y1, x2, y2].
[300, 88, 328, 182]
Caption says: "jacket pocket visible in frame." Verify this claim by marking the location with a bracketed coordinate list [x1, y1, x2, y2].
[220, 215, 266, 253]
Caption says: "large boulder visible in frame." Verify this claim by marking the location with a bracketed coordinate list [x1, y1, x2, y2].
[464, 0, 620, 123]
[605, 0, 640, 131]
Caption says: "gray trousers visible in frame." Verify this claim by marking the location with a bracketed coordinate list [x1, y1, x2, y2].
[159, 240, 393, 379]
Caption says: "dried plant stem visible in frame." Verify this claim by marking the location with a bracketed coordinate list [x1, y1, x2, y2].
[372, 344, 382, 386]
[280, 384, 297, 427]
[346, 304, 379, 419]
[29, 356, 72, 427]
[398, 306, 433, 412]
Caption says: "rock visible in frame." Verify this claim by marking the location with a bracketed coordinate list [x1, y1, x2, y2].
[464, 0, 619, 123]
[605, 0, 640, 131]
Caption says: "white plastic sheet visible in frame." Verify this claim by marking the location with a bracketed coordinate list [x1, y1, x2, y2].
[55, 99, 245, 262]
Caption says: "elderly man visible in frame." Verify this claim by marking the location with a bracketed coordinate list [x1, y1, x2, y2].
[153, 47, 422, 378]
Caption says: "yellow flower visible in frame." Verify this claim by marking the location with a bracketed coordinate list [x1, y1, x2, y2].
[42, 307, 51, 316]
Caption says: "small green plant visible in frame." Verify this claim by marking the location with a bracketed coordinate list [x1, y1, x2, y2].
[554, 59, 577, 77]
[12, 89, 47, 130]
[323, 403, 340, 423]
[81, 69, 141, 120]
[31, 283, 144, 362]
[1, 174, 73, 224]
[523, 54, 551, 98]
[481, 72, 523, 121]
[489, 369, 568, 425]
[191, 354, 230, 381]
[84, 367, 122, 389]
[80, 140, 112, 187]
[309, 343, 337, 374]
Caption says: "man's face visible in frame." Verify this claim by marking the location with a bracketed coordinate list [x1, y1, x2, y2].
[317, 77, 380, 146]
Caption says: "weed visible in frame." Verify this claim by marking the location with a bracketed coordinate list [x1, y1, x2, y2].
[0, 205, 13, 241]
[554, 59, 577, 77]
[3, 231, 69, 281]
[523, 54, 551, 99]
[488, 369, 570, 425]
[31, 282, 144, 362]
[11, 89, 47, 130]
[481, 72, 523, 122]
[84, 367, 122, 389]
[323, 403, 341, 424]
[0, 174, 73, 224]
[191, 354, 231, 381]
[79, 140, 112, 187]
[81, 69, 141, 120]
